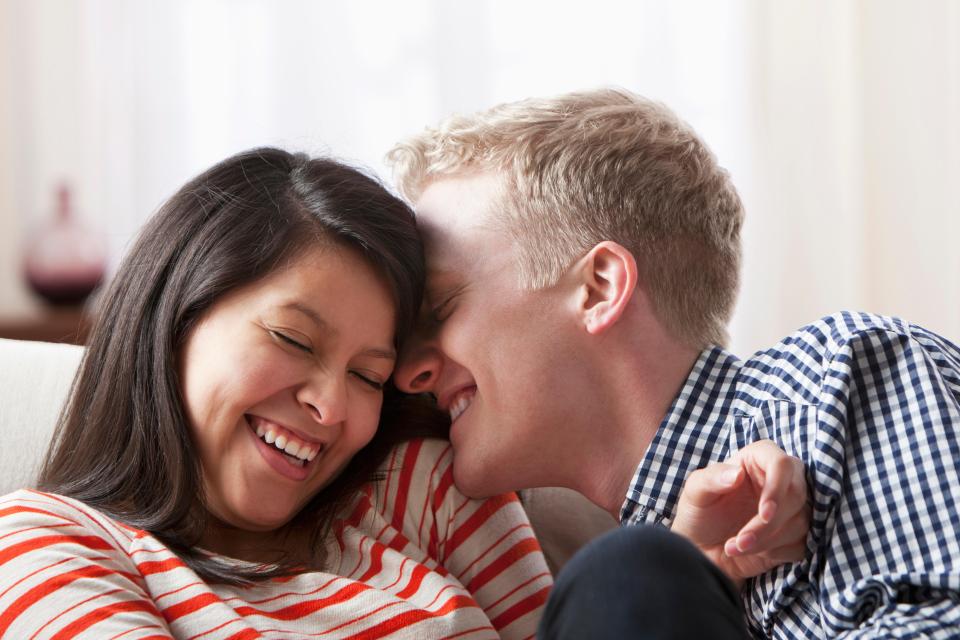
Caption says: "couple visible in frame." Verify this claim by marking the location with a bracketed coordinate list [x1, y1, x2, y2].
[0, 88, 956, 639]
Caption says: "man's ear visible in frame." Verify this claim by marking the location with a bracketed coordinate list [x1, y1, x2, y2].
[572, 241, 639, 335]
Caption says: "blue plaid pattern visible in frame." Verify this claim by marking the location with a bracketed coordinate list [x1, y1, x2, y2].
[620, 312, 960, 638]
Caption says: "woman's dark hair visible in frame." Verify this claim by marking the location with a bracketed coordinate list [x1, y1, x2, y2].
[38, 148, 448, 583]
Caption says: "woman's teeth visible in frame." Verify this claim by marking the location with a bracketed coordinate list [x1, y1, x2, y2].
[255, 424, 319, 465]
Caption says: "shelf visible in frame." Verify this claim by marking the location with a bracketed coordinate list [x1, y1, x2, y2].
[0, 307, 92, 344]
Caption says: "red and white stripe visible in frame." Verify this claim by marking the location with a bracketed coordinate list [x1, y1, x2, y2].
[0, 439, 552, 639]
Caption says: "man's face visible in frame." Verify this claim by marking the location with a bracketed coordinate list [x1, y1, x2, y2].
[394, 172, 577, 497]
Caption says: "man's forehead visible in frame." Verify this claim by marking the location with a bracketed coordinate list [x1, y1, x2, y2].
[415, 218, 462, 267]
[419, 227, 485, 290]
[414, 173, 504, 229]
[414, 176, 509, 271]
[414, 173, 512, 286]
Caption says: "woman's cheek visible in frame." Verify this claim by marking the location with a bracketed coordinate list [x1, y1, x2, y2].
[356, 401, 383, 448]
[250, 353, 305, 390]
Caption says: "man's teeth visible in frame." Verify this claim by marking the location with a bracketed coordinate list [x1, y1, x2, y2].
[450, 394, 472, 422]
[255, 424, 319, 463]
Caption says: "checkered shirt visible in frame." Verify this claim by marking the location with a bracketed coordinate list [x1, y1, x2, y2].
[620, 312, 960, 638]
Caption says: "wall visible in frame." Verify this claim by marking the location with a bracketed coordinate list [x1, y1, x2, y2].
[729, 0, 960, 354]
[1, 1, 958, 353]
[0, 1, 28, 312]
[860, 0, 960, 336]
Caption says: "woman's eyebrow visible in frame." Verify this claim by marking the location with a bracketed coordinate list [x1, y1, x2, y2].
[281, 301, 330, 331]
[363, 348, 397, 362]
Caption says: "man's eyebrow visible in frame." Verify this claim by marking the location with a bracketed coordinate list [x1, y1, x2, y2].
[425, 267, 460, 290]
[281, 301, 396, 361]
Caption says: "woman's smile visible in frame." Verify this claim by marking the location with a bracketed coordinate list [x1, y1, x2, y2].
[246, 414, 321, 481]
[249, 414, 323, 464]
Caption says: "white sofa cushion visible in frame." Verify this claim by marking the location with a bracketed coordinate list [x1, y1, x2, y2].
[0, 338, 84, 494]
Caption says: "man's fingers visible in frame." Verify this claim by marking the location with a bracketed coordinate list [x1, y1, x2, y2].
[734, 441, 808, 535]
[679, 463, 745, 508]
[725, 538, 807, 568]
[727, 509, 810, 556]
[761, 457, 808, 535]
[745, 441, 796, 517]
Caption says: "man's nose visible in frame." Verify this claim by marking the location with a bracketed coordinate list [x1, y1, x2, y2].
[395, 333, 442, 394]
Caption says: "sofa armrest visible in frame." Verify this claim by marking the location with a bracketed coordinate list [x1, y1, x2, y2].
[0, 339, 84, 494]
[520, 486, 618, 575]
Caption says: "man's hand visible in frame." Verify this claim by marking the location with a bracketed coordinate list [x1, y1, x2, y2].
[670, 440, 810, 588]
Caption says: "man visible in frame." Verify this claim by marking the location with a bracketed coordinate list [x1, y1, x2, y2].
[387, 89, 960, 638]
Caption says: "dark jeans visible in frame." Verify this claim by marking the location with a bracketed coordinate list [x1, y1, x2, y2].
[538, 525, 749, 639]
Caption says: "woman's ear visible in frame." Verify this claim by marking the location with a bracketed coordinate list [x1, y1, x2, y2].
[572, 241, 639, 335]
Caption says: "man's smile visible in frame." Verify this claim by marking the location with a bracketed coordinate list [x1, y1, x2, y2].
[443, 386, 477, 423]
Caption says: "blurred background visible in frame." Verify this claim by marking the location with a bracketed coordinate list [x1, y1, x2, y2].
[0, 0, 957, 354]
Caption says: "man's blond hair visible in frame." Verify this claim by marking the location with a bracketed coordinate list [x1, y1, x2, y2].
[386, 88, 743, 348]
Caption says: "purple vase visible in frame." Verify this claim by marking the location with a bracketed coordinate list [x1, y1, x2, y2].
[23, 184, 107, 306]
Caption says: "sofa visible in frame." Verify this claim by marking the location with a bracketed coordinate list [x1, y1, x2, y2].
[0, 337, 616, 574]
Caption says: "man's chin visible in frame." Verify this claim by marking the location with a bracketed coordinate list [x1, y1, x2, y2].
[451, 458, 506, 499]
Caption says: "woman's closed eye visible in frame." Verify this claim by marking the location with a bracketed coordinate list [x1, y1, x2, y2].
[271, 328, 387, 390]
[271, 330, 312, 353]
[351, 370, 385, 391]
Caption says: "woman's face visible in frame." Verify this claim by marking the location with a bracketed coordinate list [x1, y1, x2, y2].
[180, 244, 396, 534]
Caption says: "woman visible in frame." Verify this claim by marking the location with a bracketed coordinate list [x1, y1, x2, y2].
[0, 149, 551, 638]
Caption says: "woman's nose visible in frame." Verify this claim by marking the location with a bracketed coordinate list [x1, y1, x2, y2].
[297, 373, 348, 425]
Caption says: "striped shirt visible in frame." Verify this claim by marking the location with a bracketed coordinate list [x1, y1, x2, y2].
[621, 312, 960, 638]
[0, 438, 551, 639]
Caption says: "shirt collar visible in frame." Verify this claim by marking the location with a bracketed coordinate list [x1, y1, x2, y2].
[619, 346, 742, 526]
